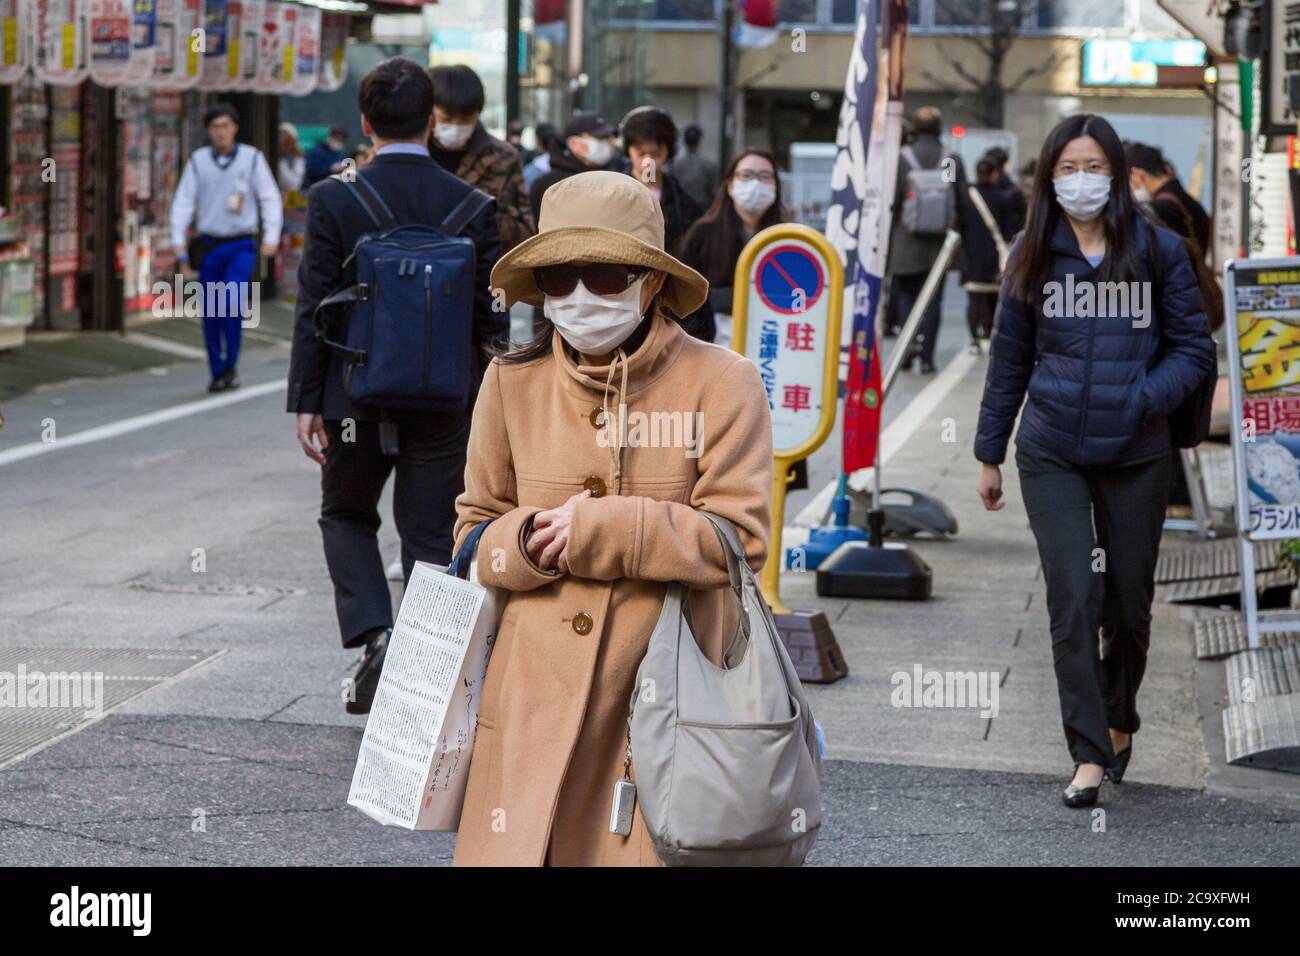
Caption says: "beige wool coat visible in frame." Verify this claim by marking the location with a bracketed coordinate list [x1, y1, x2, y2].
[450, 313, 772, 866]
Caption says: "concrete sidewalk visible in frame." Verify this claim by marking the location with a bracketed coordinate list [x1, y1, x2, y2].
[0, 334, 1296, 866]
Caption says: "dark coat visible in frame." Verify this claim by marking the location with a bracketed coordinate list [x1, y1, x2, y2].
[1150, 177, 1210, 256]
[528, 145, 598, 224]
[887, 132, 966, 275]
[974, 212, 1216, 468]
[287, 151, 504, 420]
[959, 181, 1015, 285]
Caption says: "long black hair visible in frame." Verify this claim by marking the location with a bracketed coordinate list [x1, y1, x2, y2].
[678, 148, 785, 286]
[1006, 114, 1142, 306]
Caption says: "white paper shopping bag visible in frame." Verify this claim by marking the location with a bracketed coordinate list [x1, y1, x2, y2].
[347, 556, 501, 831]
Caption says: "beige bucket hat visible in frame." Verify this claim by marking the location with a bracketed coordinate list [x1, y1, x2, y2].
[490, 170, 709, 316]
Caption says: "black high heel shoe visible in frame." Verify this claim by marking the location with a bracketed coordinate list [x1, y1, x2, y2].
[1062, 763, 1105, 808]
[1107, 742, 1133, 784]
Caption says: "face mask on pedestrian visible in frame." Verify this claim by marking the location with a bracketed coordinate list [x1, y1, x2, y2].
[1131, 186, 1150, 204]
[434, 122, 475, 151]
[1053, 171, 1111, 222]
[580, 136, 614, 167]
[731, 178, 776, 216]
[544, 275, 646, 355]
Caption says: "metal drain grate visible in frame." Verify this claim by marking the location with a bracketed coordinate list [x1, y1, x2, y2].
[1155, 538, 1282, 585]
[0, 647, 220, 767]
[1162, 567, 1292, 604]
[1222, 644, 1300, 769]
[1195, 613, 1300, 659]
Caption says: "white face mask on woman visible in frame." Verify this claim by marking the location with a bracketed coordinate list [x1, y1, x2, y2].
[544, 276, 646, 355]
[1053, 171, 1111, 222]
[731, 179, 777, 216]
[434, 122, 475, 151]
[580, 136, 614, 167]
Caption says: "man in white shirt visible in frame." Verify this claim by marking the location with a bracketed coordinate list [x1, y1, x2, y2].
[170, 103, 282, 392]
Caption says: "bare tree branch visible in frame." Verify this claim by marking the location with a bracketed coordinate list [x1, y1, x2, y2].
[1005, 51, 1060, 93]
[932, 41, 989, 92]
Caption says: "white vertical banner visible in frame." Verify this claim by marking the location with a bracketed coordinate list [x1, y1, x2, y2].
[123, 0, 157, 82]
[1212, 65, 1243, 272]
[317, 10, 347, 92]
[88, 0, 136, 85]
[31, 0, 89, 86]
[0, 0, 29, 84]
[288, 4, 318, 96]
[199, 0, 230, 89]
[255, 0, 292, 93]
[231, 0, 260, 90]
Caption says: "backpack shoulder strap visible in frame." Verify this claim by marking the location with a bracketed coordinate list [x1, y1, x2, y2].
[901, 145, 921, 172]
[330, 172, 399, 231]
[442, 188, 494, 236]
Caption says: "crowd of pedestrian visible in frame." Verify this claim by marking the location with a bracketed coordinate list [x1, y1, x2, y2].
[164, 56, 1218, 857]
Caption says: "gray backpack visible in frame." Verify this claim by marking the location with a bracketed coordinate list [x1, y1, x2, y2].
[627, 513, 822, 866]
[900, 145, 957, 236]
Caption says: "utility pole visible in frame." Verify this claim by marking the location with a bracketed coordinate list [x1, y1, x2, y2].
[719, 1, 735, 169]
[506, 0, 521, 126]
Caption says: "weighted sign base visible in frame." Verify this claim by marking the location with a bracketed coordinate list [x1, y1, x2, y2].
[815, 541, 932, 601]
[774, 610, 848, 684]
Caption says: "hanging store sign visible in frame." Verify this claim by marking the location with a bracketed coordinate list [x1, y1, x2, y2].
[254, 0, 292, 93]
[123, 0, 157, 82]
[31, 0, 89, 86]
[88, 0, 136, 85]
[288, 4, 316, 95]
[317, 10, 346, 91]
[198, 0, 229, 89]
[0, 0, 28, 84]
[229, 0, 260, 89]
[148, 0, 200, 89]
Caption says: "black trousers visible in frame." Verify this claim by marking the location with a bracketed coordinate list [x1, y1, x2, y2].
[893, 270, 946, 364]
[1015, 445, 1169, 769]
[966, 290, 996, 342]
[319, 413, 469, 648]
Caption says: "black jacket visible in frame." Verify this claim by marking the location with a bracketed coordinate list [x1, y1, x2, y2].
[887, 132, 967, 275]
[1150, 177, 1210, 256]
[959, 181, 1015, 285]
[975, 212, 1216, 468]
[287, 152, 504, 420]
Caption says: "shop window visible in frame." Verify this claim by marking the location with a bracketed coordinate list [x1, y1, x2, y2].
[652, 0, 715, 19]
[1035, 0, 1124, 28]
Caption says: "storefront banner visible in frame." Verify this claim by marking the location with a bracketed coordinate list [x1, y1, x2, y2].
[123, 0, 157, 82]
[88, 0, 137, 85]
[230, 0, 260, 90]
[198, 0, 230, 89]
[148, 0, 201, 89]
[0, 0, 29, 84]
[31, 0, 89, 86]
[288, 4, 317, 96]
[316, 10, 346, 92]
[255, 0, 293, 93]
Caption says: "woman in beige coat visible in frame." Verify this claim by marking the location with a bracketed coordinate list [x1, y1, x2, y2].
[451, 171, 773, 866]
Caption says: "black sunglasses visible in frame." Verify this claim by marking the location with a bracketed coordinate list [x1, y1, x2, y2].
[534, 263, 647, 297]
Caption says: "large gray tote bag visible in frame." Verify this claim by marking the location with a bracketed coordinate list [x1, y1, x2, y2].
[627, 513, 822, 866]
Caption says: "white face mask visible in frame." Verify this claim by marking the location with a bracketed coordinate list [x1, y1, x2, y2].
[1132, 186, 1151, 204]
[545, 276, 646, 355]
[1053, 171, 1111, 222]
[580, 136, 613, 167]
[731, 178, 776, 216]
[434, 122, 475, 151]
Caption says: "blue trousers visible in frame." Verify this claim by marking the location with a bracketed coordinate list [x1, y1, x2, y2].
[198, 236, 257, 379]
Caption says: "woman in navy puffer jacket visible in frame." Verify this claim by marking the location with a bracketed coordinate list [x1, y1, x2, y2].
[975, 114, 1215, 808]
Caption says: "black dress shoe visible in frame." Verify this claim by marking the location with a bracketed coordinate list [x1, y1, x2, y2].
[220, 367, 240, 390]
[207, 377, 226, 393]
[346, 628, 391, 715]
[1106, 743, 1133, 784]
[1063, 764, 1105, 808]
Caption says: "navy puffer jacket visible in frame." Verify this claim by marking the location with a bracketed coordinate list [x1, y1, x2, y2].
[975, 212, 1216, 468]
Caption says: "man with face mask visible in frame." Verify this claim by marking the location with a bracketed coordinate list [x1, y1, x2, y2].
[528, 111, 619, 224]
[427, 64, 535, 252]
[303, 126, 349, 190]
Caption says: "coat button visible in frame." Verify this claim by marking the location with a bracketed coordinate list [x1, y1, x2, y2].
[589, 407, 605, 428]
[583, 475, 606, 497]
[572, 612, 594, 635]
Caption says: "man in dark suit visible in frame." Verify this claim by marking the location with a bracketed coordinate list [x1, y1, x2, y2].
[287, 57, 504, 714]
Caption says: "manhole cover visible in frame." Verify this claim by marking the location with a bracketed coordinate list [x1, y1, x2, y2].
[0, 646, 220, 767]
[126, 581, 305, 597]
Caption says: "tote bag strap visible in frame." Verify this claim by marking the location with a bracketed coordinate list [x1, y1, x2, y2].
[447, 519, 493, 579]
[700, 512, 747, 608]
